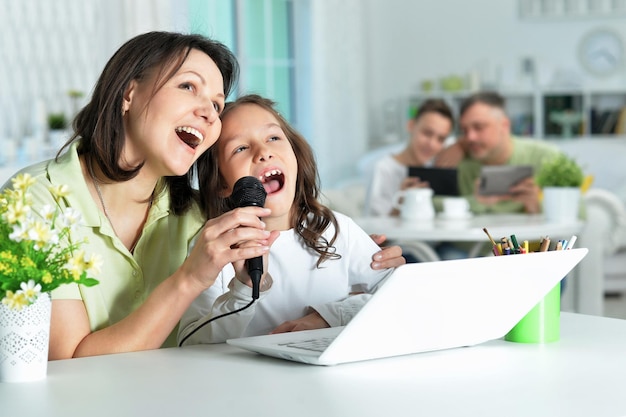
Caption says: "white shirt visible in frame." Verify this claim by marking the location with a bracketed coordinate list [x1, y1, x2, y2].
[366, 154, 407, 216]
[178, 212, 394, 344]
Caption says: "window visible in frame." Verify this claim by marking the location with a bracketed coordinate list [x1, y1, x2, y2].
[188, 0, 295, 121]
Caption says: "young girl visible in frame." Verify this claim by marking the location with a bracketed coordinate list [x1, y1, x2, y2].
[178, 95, 395, 344]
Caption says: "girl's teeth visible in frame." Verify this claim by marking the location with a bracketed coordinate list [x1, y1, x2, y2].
[260, 169, 281, 181]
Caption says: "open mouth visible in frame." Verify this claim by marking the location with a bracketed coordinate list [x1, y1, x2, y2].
[259, 169, 285, 194]
[175, 126, 204, 149]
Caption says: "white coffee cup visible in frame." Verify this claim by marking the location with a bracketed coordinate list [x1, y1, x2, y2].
[392, 188, 435, 220]
[441, 197, 471, 219]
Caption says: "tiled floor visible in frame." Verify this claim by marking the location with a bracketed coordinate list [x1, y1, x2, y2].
[603, 293, 626, 319]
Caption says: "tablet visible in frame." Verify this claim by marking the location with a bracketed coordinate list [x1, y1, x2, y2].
[478, 165, 534, 195]
[407, 167, 459, 196]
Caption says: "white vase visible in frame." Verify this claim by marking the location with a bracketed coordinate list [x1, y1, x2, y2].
[0, 292, 51, 382]
[542, 187, 581, 223]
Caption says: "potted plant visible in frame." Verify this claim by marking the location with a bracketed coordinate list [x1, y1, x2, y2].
[47, 112, 69, 148]
[47, 112, 67, 131]
[0, 174, 100, 382]
[536, 153, 584, 188]
[536, 153, 585, 223]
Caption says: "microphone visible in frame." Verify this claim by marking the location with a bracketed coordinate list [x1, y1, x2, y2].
[229, 176, 267, 299]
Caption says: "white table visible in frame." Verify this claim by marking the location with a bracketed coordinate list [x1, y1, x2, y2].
[1, 313, 625, 417]
[355, 213, 583, 253]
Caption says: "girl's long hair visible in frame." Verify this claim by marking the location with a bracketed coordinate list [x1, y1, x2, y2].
[196, 94, 341, 267]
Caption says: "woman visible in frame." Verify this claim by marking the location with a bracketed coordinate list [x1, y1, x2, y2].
[3, 31, 403, 359]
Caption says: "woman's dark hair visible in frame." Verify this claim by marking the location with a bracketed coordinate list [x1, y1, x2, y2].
[414, 98, 454, 127]
[60, 31, 239, 215]
[196, 94, 341, 267]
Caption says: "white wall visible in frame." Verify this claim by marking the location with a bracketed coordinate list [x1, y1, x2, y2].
[0, 0, 182, 161]
[307, 0, 369, 188]
[308, 0, 626, 186]
[3, 0, 626, 188]
[360, 0, 626, 148]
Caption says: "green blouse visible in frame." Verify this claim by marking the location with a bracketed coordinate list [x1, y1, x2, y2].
[10, 142, 204, 347]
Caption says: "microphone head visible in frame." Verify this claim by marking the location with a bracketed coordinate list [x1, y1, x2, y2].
[230, 176, 267, 209]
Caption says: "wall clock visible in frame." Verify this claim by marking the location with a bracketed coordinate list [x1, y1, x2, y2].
[578, 28, 624, 77]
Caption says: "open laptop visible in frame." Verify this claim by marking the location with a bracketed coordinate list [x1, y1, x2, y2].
[227, 248, 587, 366]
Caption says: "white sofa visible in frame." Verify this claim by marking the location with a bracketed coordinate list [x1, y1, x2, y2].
[553, 139, 626, 315]
[322, 138, 626, 316]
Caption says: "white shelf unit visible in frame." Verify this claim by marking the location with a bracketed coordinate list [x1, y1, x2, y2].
[402, 88, 626, 140]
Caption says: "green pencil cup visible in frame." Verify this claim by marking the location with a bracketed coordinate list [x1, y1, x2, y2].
[505, 283, 560, 343]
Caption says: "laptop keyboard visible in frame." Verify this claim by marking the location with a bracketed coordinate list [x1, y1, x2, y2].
[279, 337, 335, 352]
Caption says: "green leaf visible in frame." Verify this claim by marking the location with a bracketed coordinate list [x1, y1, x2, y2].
[536, 154, 584, 188]
[81, 278, 100, 287]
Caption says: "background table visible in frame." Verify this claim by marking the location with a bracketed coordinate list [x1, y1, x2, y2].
[355, 213, 591, 313]
[1, 313, 625, 417]
[354, 213, 582, 255]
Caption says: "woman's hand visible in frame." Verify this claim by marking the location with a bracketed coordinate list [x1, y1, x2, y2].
[232, 230, 280, 287]
[181, 206, 272, 291]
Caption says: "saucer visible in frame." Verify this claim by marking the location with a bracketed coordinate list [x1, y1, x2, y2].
[438, 212, 473, 221]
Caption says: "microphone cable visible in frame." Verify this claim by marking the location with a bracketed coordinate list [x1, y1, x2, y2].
[178, 298, 256, 347]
